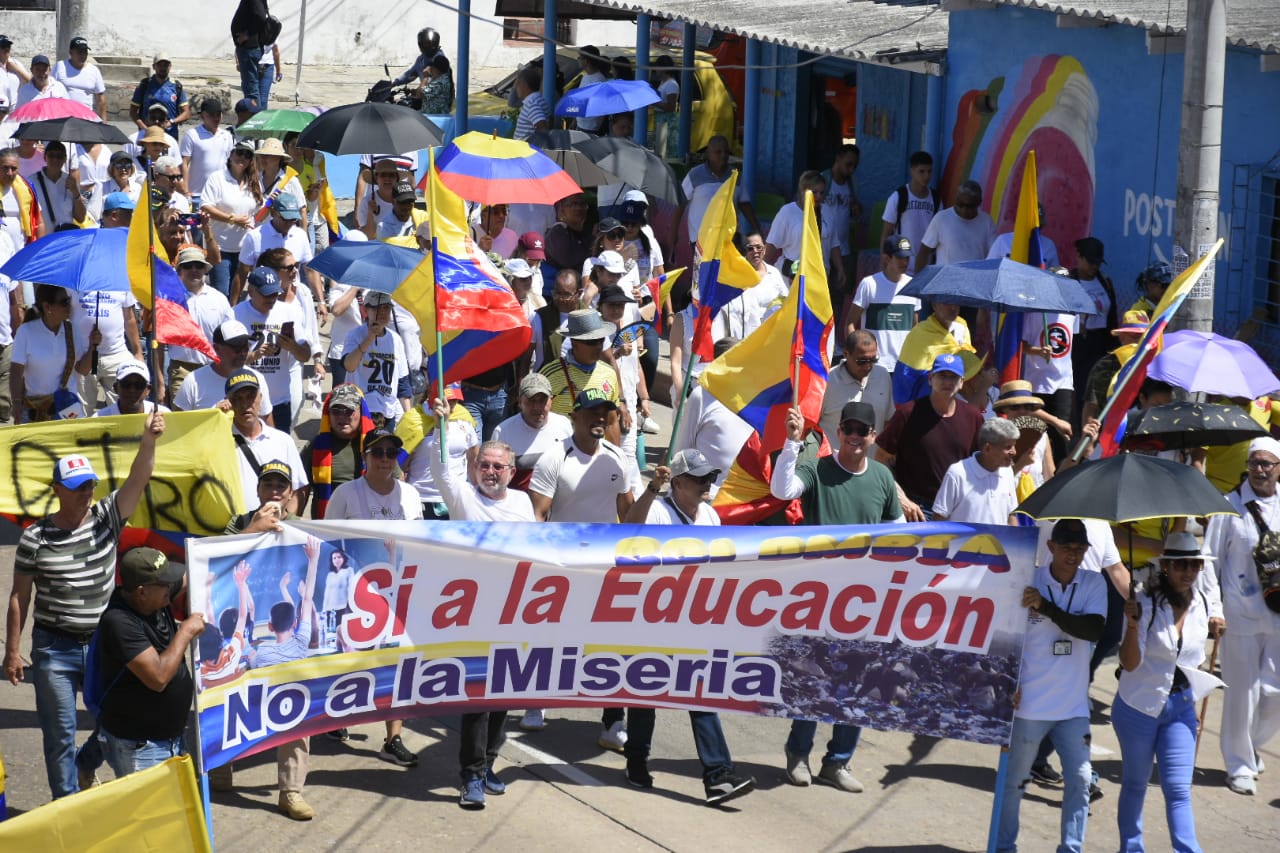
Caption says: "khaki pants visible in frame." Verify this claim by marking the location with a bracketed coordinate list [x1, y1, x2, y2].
[0, 343, 11, 423]
[167, 359, 203, 406]
[277, 737, 309, 793]
[79, 349, 136, 409]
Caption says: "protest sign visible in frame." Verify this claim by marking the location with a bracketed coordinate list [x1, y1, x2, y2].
[189, 520, 1037, 770]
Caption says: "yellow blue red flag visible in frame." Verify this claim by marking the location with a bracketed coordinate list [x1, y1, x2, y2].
[996, 151, 1043, 384]
[691, 173, 760, 361]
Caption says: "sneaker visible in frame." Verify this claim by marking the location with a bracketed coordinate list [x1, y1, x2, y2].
[1030, 762, 1064, 785]
[324, 727, 350, 742]
[626, 758, 654, 789]
[484, 767, 506, 795]
[598, 720, 628, 752]
[381, 734, 419, 767]
[785, 750, 812, 786]
[705, 771, 756, 805]
[1089, 781, 1104, 802]
[1257, 755, 1266, 774]
[459, 774, 486, 810]
[1227, 774, 1257, 795]
[208, 764, 234, 792]
[640, 415, 660, 434]
[816, 762, 864, 793]
[519, 709, 547, 732]
[278, 791, 315, 821]
[77, 765, 99, 791]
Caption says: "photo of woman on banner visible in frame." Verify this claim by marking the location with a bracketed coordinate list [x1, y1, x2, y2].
[321, 547, 356, 652]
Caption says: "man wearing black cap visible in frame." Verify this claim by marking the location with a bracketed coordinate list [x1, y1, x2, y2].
[850, 236, 919, 372]
[361, 180, 425, 241]
[529, 388, 633, 524]
[53, 38, 106, 119]
[226, 368, 307, 510]
[92, 547, 204, 778]
[770, 400, 903, 794]
[998, 518, 1107, 853]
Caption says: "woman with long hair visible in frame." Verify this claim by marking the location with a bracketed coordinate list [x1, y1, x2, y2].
[10, 284, 92, 422]
[201, 140, 262, 299]
[321, 547, 356, 652]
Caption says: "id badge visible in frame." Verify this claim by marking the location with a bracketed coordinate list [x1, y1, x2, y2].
[1053, 640, 1072, 656]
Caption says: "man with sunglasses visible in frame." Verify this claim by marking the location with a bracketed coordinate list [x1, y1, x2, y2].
[362, 180, 426, 242]
[173, 319, 273, 418]
[94, 360, 168, 417]
[356, 160, 409, 239]
[148, 154, 192, 213]
[819, 330, 894, 441]
[233, 266, 312, 434]
[771, 400, 903, 793]
[165, 245, 233, 400]
[4, 413, 166, 799]
[915, 180, 996, 274]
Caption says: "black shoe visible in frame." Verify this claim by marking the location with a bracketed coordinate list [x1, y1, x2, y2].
[705, 770, 756, 805]
[1030, 762, 1064, 785]
[381, 734, 419, 767]
[626, 758, 653, 789]
[1090, 781, 1104, 802]
[325, 728, 350, 742]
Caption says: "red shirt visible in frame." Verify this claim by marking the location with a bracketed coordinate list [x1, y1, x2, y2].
[876, 396, 984, 505]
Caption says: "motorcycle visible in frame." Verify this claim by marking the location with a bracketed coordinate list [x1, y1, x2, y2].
[366, 63, 423, 111]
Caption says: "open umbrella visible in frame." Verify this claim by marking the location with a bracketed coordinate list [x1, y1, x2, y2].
[542, 149, 623, 188]
[7, 97, 100, 123]
[296, 102, 443, 156]
[900, 258, 1097, 314]
[555, 79, 661, 119]
[434, 131, 581, 205]
[0, 228, 130, 292]
[307, 239, 425, 291]
[15, 116, 128, 145]
[236, 108, 317, 138]
[573, 136, 684, 204]
[1148, 329, 1280, 399]
[527, 128, 592, 151]
[1014, 453, 1236, 524]
[1124, 401, 1269, 451]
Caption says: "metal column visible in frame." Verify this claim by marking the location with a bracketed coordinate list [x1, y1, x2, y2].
[455, 0, 470, 134]
[634, 14, 652, 146]
[677, 23, 695, 158]
[542, 0, 558, 111]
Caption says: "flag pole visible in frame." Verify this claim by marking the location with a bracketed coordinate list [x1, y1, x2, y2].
[427, 155, 448, 463]
[143, 170, 160, 408]
[663, 342, 699, 466]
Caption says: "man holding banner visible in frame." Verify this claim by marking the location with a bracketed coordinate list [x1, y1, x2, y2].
[4, 411, 165, 799]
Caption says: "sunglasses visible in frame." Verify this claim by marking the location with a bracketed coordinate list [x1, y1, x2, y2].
[840, 421, 872, 437]
[477, 461, 511, 472]
[179, 261, 207, 271]
[273, 264, 298, 273]
[113, 162, 135, 171]
[366, 446, 399, 459]
[1165, 560, 1203, 573]
[330, 406, 355, 416]
[157, 173, 180, 180]
[849, 357, 877, 366]
[51, 297, 72, 307]
[119, 379, 148, 391]
[1248, 459, 1277, 471]
[683, 473, 716, 486]
[605, 229, 625, 239]
[220, 342, 250, 353]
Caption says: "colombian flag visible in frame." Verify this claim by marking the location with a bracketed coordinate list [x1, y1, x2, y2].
[995, 151, 1044, 385]
[691, 173, 761, 362]
[254, 165, 302, 225]
[395, 153, 531, 386]
[891, 316, 984, 405]
[645, 267, 686, 336]
[1097, 240, 1224, 456]
[712, 430, 832, 525]
[126, 182, 217, 360]
[699, 190, 833, 450]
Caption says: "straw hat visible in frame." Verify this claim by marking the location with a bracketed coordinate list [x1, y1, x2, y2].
[992, 380, 1044, 410]
[255, 137, 292, 164]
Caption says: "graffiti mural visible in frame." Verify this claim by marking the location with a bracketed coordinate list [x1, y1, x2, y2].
[941, 55, 1099, 268]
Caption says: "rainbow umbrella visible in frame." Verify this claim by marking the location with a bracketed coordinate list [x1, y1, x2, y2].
[433, 131, 582, 205]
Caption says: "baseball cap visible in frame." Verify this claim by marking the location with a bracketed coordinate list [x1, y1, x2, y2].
[146, 103, 170, 116]
[364, 428, 404, 451]
[443, 382, 464, 402]
[234, 98, 257, 114]
[882, 236, 912, 258]
[328, 383, 364, 411]
[363, 290, 393, 307]
[199, 96, 223, 114]
[1050, 519, 1090, 547]
[622, 189, 648, 205]
[213, 319, 251, 346]
[598, 217, 624, 235]
[592, 251, 626, 275]
[505, 258, 533, 279]
[120, 547, 184, 589]
[930, 353, 964, 376]
[102, 192, 136, 213]
[393, 181, 417, 202]
[619, 201, 646, 223]
[518, 232, 545, 260]
[153, 52, 170, 64]
[669, 448, 719, 480]
[31, 54, 50, 68]
[247, 267, 282, 295]
[175, 245, 210, 268]
[519, 373, 553, 398]
[69, 37, 90, 52]
[109, 150, 135, 165]
[114, 360, 149, 383]
[1112, 310, 1150, 336]
[597, 284, 635, 305]
[839, 401, 877, 429]
[53, 454, 99, 490]
[273, 193, 302, 220]
[0, 36, 13, 48]
[574, 388, 617, 411]
[224, 370, 261, 396]
[258, 460, 293, 483]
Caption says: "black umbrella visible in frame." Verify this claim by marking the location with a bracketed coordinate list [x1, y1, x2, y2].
[1124, 401, 1268, 451]
[1014, 453, 1237, 524]
[16, 117, 129, 145]
[527, 129, 592, 151]
[296, 102, 443, 156]
[573, 136, 684, 205]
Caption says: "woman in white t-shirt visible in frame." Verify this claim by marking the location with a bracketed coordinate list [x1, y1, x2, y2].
[105, 152, 145, 201]
[201, 141, 263, 299]
[651, 55, 679, 159]
[472, 204, 518, 258]
[10, 284, 90, 422]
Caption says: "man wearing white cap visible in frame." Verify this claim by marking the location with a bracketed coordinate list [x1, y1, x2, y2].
[1204, 435, 1280, 796]
[342, 290, 409, 429]
[173, 319, 272, 417]
[94, 361, 169, 416]
[4, 411, 166, 798]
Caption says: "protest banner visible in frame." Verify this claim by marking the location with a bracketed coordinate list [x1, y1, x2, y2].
[189, 520, 1038, 771]
[0, 410, 243, 536]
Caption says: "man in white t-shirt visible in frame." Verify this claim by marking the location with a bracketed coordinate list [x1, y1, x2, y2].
[233, 267, 311, 434]
[180, 98, 234, 198]
[226, 369, 307, 511]
[93, 360, 169, 417]
[916, 180, 996, 273]
[173, 319, 273, 416]
[881, 151, 938, 264]
[70, 281, 142, 407]
[52, 38, 106, 118]
[680, 136, 759, 244]
[342, 290, 409, 427]
[765, 172, 840, 284]
[490, 373, 572, 493]
[932, 418, 1019, 525]
[822, 145, 861, 290]
[528, 388, 633, 524]
[15, 54, 69, 106]
[0, 36, 26, 119]
[166, 245, 232, 399]
[850, 237, 918, 370]
[427, 405, 535, 524]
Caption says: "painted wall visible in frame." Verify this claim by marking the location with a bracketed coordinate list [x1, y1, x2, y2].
[945, 5, 1280, 333]
[855, 60, 932, 235]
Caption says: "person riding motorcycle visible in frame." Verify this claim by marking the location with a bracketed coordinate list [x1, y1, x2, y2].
[391, 28, 446, 87]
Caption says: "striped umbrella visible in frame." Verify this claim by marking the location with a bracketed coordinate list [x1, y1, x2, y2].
[432, 131, 581, 205]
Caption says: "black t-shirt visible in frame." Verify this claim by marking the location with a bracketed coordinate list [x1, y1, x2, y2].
[98, 589, 193, 741]
[876, 397, 984, 506]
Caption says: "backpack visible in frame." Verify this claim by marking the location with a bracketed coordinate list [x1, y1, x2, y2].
[83, 629, 124, 719]
[1244, 500, 1280, 613]
[261, 14, 283, 46]
[894, 183, 940, 223]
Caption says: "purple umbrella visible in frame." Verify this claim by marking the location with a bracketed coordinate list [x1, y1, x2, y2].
[1148, 330, 1280, 398]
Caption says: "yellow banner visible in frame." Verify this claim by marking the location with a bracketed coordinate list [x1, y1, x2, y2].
[0, 756, 211, 852]
[0, 410, 244, 536]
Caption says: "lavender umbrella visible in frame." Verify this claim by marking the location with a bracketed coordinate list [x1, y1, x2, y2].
[1148, 330, 1280, 399]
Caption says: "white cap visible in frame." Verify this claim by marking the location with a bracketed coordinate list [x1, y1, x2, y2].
[114, 360, 149, 382]
[341, 231, 368, 242]
[592, 250, 626, 274]
[623, 189, 648, 204]
[505, 258, 533, 279]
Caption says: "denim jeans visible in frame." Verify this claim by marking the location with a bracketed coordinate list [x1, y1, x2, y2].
[623, 709, 734, 781]
[462, 384, 508, 442]
[458, 712, 506, 777]
[273, 400, 293, 436]
[209, 251, 238, 299]
[327, 357, 347, 387]
[30, 626, 88, 798]
[998, 715, 1092, 853]
[1113, 691, 1202, 853]
[236, 45, 264, 105]
[258, 65, 274, 109]
[100, 728, 185, 778]
[785, 720, 861, 765]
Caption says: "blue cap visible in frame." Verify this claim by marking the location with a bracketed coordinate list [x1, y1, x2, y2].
[102, 192, 136, 212]
[247, 266, 282, 295]
[273, 192, 302, 220]
[53, 454, 99, 490]
[234, 97, 257, 113]
[930, 352, 964, 376]
[31, 54, 51, 67]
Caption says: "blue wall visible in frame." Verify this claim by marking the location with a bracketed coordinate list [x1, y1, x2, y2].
[856, 61, 933, 234]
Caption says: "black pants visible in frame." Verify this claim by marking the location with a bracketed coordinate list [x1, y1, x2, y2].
[459, 711, 506, 778]
[1042, 387, 1074, 465]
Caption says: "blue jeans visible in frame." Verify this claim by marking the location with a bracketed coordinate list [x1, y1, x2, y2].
[785, 720, 861, 765]
[1112, 691, 1202, 853]
[623, 709, 734, 781]
[462, 384, 508, 442]
[999, 715, 1092, 853]
[30, 626, 89, 798]
[236, 45, 264, 105]
[209, 251, 238, 300]
[100, 728, 186, 778]
[258, 65, 274, 108]
[273, 400, 293, 435]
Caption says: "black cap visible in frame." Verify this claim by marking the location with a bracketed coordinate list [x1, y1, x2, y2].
[364, 428, 404, 451]
[258, 460, 293, 482]
[597, 284, 635, 305]
[574, 388, 617, 411]
[1050, 519, 1091, 547]
[839, 401, 876, 429]
[598, 217, 624, 234]
[69, 37, 90, 51]
[225, 371, 260, 396]
[882, 236, 912, 258]
[393, 181, 416, 202]
[200, 96, 223, 114]
[0, 35, 13, 48]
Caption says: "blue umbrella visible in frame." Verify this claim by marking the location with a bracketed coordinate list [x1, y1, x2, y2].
[899, 258, 1097, 314]
[555, 80, 661, 119]
[0, 228, 130, 292]
[308, 239, 425, 292]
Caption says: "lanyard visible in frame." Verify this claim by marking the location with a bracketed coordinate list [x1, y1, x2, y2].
[663, 496, 694, 525]
[1045, 580, 1077, 614]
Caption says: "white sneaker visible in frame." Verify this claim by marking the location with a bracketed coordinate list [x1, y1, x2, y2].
[1227, 774, 1256, 795]
[640, 415, 660, 435]
[598, 720, 627, 751]
[1256, 754, 1266, 774]
[785, 750, 812, 786]
[519, 709, 547, 731]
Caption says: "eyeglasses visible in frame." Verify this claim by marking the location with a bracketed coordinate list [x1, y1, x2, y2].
[1248, 458, 1278, 471]
[273, 264, 298, 273]
[477, 461, 511, 472]
[179, 261, 206, 270]
[850, 358, 877, 366]
[119, 380, 148, 391]
[840, 421, 872, 437]
[157, 173, 180, 180]
[329, 406, 355, 417]
[366, 446, 399, 459]
[744, 244, 765, 253]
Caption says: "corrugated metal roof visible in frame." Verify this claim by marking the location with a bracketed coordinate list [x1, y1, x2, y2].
[990, 1, 1280, 55]
[575, 0, 950, 65]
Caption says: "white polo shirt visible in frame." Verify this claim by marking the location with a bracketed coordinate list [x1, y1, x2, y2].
[932, 454, 1018, 525]
[239, 221, 313, 268]
[231, 421, 308, 510]
[1016, 563, 1107, 721]
[529, 437, 630, 523]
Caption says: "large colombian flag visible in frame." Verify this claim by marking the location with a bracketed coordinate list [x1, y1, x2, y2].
[690, 173, 761, 362]
[995, 150, 1044, 385]
[395, 153, 531, 386]
[1096, 239, 1224, 456]
[699, 189, 833, 450]
[126, 181, 217, 359]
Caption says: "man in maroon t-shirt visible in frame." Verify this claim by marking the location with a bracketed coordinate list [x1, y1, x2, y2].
[874, 352, 983, 520]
